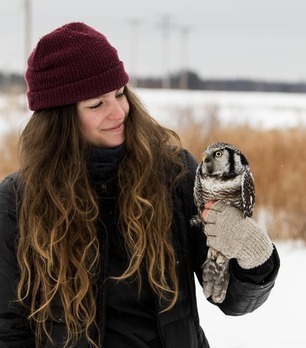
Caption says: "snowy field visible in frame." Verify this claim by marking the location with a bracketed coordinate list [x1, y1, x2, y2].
[137, 88, 306, 130]
[1, 89, 306, 347]
[0, 94, 30, 136]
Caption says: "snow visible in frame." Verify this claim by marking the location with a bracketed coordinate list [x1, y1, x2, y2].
[136, 88, 306, 130]
[0, 94, 29, 136]
[196, 241, 306, 348]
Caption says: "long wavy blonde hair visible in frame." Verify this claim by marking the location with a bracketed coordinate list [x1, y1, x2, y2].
[17, 86, 186, 347]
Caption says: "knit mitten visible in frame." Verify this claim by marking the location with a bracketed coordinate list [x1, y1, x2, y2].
[203, 201, 273, 269]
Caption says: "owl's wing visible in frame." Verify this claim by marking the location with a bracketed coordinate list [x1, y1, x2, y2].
[241, 166, 255, 218]
[194, 165, 205, 213]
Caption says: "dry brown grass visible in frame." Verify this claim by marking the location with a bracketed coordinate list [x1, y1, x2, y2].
[0, 132, 19, 179]
[1, 120, 306, 242]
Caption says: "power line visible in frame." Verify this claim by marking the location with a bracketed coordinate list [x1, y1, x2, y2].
[127, 18, 143, 87]
[178, 25, 192, 89]
[24, 0, 32, 72]
[158, 14, 172, 89]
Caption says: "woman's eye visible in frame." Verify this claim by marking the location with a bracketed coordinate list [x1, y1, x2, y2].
[89, 102, 103, 110]
[116, 92, 125, 99]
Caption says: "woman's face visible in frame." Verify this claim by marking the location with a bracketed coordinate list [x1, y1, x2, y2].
[77, 86, 130, 148]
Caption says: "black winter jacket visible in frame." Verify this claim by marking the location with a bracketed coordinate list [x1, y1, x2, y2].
[0, 150, 280, 347]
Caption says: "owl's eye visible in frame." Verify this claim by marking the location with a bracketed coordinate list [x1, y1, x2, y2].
[215, 150, 223, 158]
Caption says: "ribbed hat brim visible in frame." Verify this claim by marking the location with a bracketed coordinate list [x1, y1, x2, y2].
[27, 62, 129, 110]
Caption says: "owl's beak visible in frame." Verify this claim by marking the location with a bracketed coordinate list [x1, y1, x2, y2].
[202, 153, 207, 162]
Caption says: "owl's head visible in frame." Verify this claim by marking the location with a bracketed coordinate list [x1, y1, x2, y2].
[200, 142, 249, 177]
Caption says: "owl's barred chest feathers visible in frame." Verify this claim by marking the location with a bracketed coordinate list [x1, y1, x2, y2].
[199, 173, 243, 209]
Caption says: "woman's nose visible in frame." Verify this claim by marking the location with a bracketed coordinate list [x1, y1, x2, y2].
[107, 100, 125, 119]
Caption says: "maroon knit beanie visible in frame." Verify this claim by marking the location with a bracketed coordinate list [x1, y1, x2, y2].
[25, 22, 129, 111]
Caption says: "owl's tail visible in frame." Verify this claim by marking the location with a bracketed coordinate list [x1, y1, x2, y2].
[202, 247, 230, 303]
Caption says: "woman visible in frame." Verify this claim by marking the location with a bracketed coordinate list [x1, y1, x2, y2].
[0, 22, 279, 348]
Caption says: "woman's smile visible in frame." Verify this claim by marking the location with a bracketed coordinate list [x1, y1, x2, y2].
[102, 122, 124, 132]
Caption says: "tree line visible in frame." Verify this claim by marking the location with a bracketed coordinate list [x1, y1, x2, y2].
[1, 70, 306, 94]
[137, 71, 306, 93]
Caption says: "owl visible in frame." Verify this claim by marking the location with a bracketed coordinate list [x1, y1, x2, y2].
[193, 142, 255, 303]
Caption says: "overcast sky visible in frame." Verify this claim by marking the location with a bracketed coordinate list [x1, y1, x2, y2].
[1, 0, 306, 82]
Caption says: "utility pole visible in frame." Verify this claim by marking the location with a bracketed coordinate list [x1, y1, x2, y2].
[127, 18, 142, 87]
[24, 0, 32, 71]
[159, 14, 171, 89]
[23, 0, 32, 103]
[179, 26, 191, 90]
